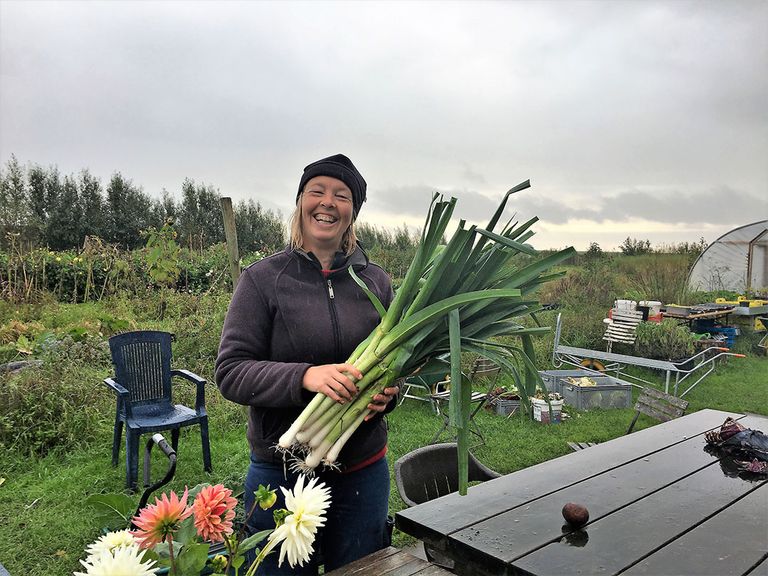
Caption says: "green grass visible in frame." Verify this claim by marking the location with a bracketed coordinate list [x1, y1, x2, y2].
[0, 289, 765, 575]
[1, 351, 764, 574]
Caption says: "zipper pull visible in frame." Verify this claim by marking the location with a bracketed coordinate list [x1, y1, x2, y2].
[327, 279, 335, 299]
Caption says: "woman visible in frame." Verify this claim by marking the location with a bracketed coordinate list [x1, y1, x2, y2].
[216, 154, 399, 574]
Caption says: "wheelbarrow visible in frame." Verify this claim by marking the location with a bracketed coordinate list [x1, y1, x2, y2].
[552, 313, 745, 397]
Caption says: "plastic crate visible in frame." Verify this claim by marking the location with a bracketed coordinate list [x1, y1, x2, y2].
[494, 398, 520, 416]
[538, 370, 601, 395]
[693, 320, 739, 348]
[707, 326, 739, 348]
[561, 375, 632, 411]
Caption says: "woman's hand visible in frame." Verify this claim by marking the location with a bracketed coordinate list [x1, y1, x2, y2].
[302, 363, 363, 404]
[365, 385, 400, 420]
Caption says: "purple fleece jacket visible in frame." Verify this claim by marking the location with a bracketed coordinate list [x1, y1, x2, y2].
[215, 246, 394, 470]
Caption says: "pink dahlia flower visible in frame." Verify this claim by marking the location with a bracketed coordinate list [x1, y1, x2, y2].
[192, 484, 238, 543]
[132, 488, 192, 548]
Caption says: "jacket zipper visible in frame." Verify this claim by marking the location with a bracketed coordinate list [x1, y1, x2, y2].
[326, 278, 342, 360]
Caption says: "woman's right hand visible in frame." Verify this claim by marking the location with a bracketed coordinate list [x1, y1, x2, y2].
[302, 363, 363, 404]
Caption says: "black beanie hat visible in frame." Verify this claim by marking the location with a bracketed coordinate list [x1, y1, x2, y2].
[296, 154, 367, 217]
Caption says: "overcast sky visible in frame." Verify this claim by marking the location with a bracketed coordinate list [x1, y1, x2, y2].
[1, 0, 766, 250]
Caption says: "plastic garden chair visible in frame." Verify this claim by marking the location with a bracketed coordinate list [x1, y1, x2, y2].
[428, 357, 501, 445]
[397, 373, 449, 413]
[105, 330, 212, 489]
[395, 443, 500, 568]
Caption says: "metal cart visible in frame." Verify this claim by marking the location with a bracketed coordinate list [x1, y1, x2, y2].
[551, 314, 745, 397]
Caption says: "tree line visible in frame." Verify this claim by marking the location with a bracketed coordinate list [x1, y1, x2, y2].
[0, 155, 425, 274]
[0, 155, 285, 254]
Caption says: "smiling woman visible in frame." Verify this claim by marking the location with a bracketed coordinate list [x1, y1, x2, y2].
[216, 153, 398, 574]
[297, 176, 355, 267]
[289, 154, 367, 264]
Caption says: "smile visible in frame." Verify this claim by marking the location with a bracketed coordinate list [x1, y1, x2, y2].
[314, 214, 338, 224]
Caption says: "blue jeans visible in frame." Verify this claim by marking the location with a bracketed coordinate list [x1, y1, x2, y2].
[243, 453, 391, 575]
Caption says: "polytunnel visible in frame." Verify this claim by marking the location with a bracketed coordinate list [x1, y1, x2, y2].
[687, 221, 768, 294]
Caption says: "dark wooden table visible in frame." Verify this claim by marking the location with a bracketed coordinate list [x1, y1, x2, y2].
[324, 546, 453, 575]
[396, 409, 768, 576]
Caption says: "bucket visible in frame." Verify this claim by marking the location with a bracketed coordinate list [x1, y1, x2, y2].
[532, 398, 563, 423]
[640, 300, 662, 316]
[615, 299, 637, 311]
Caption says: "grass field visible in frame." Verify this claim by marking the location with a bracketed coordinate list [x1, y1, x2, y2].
[0, 327, 763, 574]
[1, 268, 766, 574]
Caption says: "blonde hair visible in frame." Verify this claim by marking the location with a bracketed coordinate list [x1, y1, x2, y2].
[289, 193, 357, 256]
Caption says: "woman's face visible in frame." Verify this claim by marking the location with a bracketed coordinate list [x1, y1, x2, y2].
[300, 175, 354, 252]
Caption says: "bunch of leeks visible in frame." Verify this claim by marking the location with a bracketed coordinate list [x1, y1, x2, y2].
[279, 181, 575, 470]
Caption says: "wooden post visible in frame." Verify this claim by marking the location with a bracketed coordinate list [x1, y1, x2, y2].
[220, 197, 240, 290]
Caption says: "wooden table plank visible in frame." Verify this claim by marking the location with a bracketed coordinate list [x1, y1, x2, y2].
[413, 565, 460, 575]
[510, 463, 767, 575]
[745, 555, 768, 576]
[396, 409, 740, 545]
[622, 484, 768, 576]
[323, 547, 453, 576]
[382, 558, 435, 576]
[448, 413, 768, 570]
[324, 547, 402, 575]
[448, 427, 727, 567]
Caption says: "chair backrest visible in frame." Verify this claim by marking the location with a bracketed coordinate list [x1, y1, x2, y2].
[413, 373, 450, 394]
[627, 387, 689, 434]
[395, 442, 501, 507]
[469, 357, 501, 382]
[469, 356, 501, 393]
[109, 331, 174, 406]
[603, 308, 643, 347]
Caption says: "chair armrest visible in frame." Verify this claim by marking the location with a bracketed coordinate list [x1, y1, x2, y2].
[170, 369, 207, 414]
[104, 377, 129, 396]
[104, 377, 133, 418]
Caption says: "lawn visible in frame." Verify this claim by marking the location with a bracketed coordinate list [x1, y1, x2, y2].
[0, 321, 763, 575]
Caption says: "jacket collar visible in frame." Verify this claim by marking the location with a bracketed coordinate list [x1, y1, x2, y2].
[289, 243, 369, 276]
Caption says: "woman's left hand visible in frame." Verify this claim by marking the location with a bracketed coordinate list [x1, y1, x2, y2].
[365, 385, 400, 421]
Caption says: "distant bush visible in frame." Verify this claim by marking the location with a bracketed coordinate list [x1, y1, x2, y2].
[619, 237, 653, 256]
[540, 267, 621, 309]
[0, 359, 112, 456]
[357, 222, 419, 281]
[684, 290, 741, 304]
[614, 254, 691, 304]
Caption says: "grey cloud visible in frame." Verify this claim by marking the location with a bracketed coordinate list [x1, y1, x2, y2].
[510, 187, 767, 226]
[1, 1, 766, 250]
[460, 163, 487, 186]
[598, 187, 766, 224]
[369, 185, 500, 222]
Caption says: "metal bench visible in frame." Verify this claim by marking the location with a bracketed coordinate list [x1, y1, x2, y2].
[429, 357, 500, 445]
